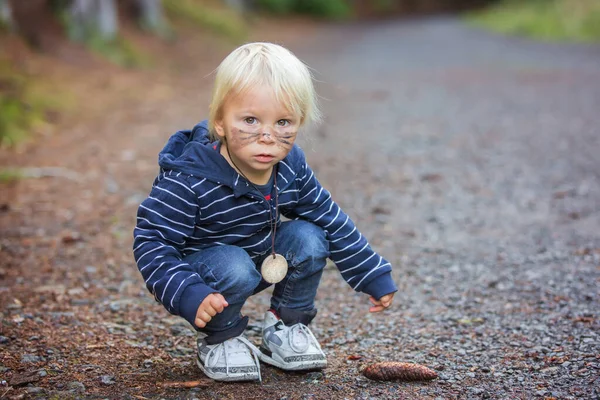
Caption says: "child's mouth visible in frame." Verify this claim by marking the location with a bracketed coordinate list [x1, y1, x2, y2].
[255, 154, 274, 163]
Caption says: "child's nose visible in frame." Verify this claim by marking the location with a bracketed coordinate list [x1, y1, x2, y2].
[259, 129, 275, 143]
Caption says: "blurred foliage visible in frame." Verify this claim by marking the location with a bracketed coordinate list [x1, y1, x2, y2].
[255, 0, 295, 14]
[0, 168, 23, 183]
[0, 60, 65, 148]
[256, 0, 351, 19]
[466, 0, 600, 42]
[58, 11, 151, 68]
[86, 35, 152, 68]
[372, 0, 396, 14]
[163, 0, 247, 42]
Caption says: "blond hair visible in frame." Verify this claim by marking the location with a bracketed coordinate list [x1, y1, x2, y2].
[208, 42, 321, 141]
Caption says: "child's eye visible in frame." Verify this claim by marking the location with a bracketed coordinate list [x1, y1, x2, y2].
[244, 117, 257, 124]
[277, 119, 290, 127]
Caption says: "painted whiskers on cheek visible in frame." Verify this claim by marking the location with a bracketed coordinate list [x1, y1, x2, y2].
[275, 131, 297, 148]
[230, 127, 261, 147]
[231, 127, 297, 149]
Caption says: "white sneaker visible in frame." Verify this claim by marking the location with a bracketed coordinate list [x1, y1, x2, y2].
[258, 310, 327, 371]
[196, 333, 261, 382]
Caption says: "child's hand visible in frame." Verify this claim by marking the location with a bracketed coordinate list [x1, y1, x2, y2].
[195, 293, 228, 328]
[369, 293, 394, 313]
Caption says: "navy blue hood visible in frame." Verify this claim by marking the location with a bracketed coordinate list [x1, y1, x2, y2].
[158, 120, 234, 185]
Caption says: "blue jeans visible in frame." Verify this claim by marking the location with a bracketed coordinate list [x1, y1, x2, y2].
[183, 220, 329, 343]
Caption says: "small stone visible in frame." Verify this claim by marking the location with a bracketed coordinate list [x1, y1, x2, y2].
[0, 336, 8, 344]
[85, 266, 97, 274]
[68, 381, 86, 392]
[21, 354, 42, 363]
[100, 375, 115, 385]
[305, 372, 324, 382]
[541, 366, 559, 373]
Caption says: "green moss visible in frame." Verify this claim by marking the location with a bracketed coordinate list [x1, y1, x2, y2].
[87, 35, 152, 68]
[0, 60, 66, 148]
[256, 0, 351, 19]
[465, 0, 600, 43]
[255, 0, 295, 15]
[163, 0, 247, 42]
[0, 168, 23, 183]
[372, 0, 396, 14]
[293, 0, 351, 19]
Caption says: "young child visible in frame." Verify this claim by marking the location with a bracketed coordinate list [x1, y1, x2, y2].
[133, 42, 397, 382]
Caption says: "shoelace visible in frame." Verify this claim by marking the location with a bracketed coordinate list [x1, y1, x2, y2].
[288, 324, 323, 354]
[205, 336, 262, 382]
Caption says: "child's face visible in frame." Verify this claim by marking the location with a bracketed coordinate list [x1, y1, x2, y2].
[215, 85, 301, 184]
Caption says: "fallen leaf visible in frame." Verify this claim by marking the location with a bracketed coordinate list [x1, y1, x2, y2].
[158, 380, 209, 388]
[9, 371, 40, 387]
[420, 173, 443, 183]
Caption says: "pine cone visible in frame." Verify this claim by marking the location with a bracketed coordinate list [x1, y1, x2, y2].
[361, 362, 438, 382]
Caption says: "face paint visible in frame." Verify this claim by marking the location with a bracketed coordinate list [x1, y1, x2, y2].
[230, 127, 297, 149]
[274, 131, 296, 148]
[230, 127, 261, 147]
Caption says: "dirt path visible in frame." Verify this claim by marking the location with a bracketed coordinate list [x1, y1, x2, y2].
[2, 16, 600, 400]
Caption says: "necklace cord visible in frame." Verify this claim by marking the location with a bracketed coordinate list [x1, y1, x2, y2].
[225, 142, 278, 259]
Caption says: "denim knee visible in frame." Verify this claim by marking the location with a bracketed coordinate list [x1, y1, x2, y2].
[217, 247, 261, 302]
[283, 221, 329, 267]
[187, 245, 261, 304]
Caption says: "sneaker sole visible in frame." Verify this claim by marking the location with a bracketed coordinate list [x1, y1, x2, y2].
[196, 357, 260, 382]
[258, 348, 327, 371]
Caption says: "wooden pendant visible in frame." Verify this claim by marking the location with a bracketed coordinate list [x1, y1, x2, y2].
[261, 253, 288, 284]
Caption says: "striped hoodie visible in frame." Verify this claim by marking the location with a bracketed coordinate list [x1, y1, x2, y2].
[133, 121, 397, 327]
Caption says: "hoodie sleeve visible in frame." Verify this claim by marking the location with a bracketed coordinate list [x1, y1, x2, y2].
[133, 172, 214, 327]
[284, 154, 397, 300]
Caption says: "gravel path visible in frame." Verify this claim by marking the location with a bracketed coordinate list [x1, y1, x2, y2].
[277, 17, 600, 400]
[1, 17, 599, 400]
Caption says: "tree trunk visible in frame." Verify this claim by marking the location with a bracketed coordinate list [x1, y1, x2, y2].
[223, 0, 248, 13]
[136, 0, 164, 32]
[69, 0, 118, 41]
[0, 0, 15, 30]
[96, 0, 118, 40]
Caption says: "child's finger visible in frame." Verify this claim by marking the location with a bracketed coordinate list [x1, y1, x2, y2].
[369, 305, 385, 313]
[195, 318, 207, 328]
[204, 304, 218, 317]
[209, 297, 225, 313]
[214, 293, 229, 308]
[198, 310, 212, 323]
[369, 296, 380, 306]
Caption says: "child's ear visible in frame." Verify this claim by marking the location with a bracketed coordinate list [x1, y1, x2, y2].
[214, 119, 225, 139]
